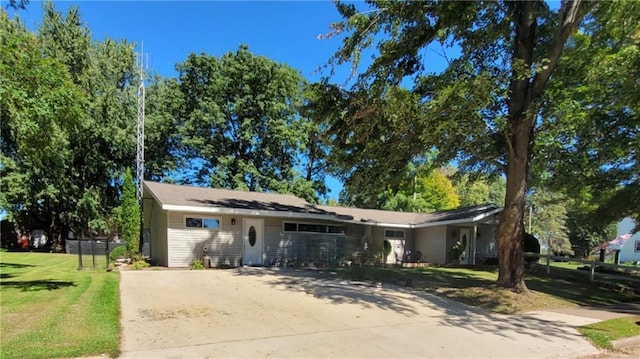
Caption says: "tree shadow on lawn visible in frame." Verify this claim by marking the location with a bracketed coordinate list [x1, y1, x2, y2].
[526, 267, 640, 307]
[1, 279, 76, 292]
[0, 262, 37, 269]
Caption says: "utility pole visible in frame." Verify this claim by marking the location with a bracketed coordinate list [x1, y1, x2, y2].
[136, 42, 147, 203]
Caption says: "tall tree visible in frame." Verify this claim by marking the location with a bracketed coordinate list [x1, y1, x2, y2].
[327, 85, 428, 208]
[0, 9, 85, 244]
[300, 80, 345, 199]
[528, 188, 572, 255]
[177, 45, 317, 200]
[144, 76, 184, 181]
[2, 2, 138, 245]
[537, 0, 640, 231]
[326, 0, 595, 291]
[454, 174, 506, 208]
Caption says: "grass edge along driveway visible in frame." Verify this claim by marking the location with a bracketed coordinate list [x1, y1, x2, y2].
[0, 251, 120, 359]
[579, 316, 640, 349]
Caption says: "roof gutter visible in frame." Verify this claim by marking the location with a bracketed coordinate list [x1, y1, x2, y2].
[412, 207, 503, 229]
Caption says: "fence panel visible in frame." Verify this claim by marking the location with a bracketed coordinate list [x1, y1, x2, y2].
[66, 240, 149, 270]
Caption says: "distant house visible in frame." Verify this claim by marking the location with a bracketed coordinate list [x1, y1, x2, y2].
[142, 181, 502, 268]
[610, 218, 640, 263]
[592, 218, 640, 264]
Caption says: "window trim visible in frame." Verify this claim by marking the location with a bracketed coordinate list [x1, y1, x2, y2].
[184, 215, 222, 230]
[282, 221, 346, 235]
[635, 240, 640, 253]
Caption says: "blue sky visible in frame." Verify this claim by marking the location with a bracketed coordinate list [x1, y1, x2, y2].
[9, 1, 358, 81]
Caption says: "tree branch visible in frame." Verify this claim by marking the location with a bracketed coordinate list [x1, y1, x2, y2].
[529, 0, 596, 102]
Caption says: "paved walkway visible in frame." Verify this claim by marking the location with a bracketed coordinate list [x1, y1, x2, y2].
[118, 268, 613, 358]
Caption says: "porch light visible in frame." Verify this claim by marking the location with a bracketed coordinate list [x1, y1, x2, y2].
[231, 218, 236, 225]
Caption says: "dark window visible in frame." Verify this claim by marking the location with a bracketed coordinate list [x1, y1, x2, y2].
[186, 217, 203, 228]
[635, 240, 640, 252]
[284, 222, 297, 232]
[283, 222, 345, 235]
[298, 223, 326, 233]
[248, 226, 256, 247]
[385, 230, 404, 238]
[328, 225, 345, 234]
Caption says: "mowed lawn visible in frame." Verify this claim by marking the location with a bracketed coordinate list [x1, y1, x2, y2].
[334, 265, 640, 314]
[0, 251, 120, 359]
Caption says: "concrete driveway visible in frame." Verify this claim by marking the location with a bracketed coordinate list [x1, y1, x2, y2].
[119, 268, 599, 358]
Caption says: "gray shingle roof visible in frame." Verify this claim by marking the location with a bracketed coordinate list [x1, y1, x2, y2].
[143, 181, 328, 215]
[317, 204, 500, 226]
[144, 180, 501, 226]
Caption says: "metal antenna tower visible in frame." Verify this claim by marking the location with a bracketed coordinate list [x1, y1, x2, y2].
[136, 42, 147, 203]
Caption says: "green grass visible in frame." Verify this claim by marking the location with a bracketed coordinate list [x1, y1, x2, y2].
[0, 251, 120, 359]
[332, 264, 640, 314]
[578, 316, 640, 349]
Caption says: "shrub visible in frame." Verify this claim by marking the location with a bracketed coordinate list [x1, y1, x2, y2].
[109, 245, 127, 261]
[448, 241, 465, 261]
[191, 260, 205, 270]
[131, 260, 149, 270]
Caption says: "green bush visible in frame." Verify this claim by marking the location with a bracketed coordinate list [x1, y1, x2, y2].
[191, 260, 204, 270]
[109, 245, 127, 261]
[131, 260, 149, 270]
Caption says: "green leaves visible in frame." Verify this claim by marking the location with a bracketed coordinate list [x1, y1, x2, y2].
[175, 45, 316, 196]
[1, 3, 137, 244]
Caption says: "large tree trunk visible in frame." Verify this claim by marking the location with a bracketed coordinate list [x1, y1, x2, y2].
[495, 2, 537, 292]
[494, 1, 591, 292]
[496, 118, 532, 292]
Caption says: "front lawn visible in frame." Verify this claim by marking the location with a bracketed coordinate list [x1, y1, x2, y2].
[0, 251, 120, 359]
[333, 265, 640, 314]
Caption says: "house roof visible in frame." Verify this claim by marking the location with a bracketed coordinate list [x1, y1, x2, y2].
[143, 181, 329, 217]
[593, 233, 633, 253]
[318, 203, 502, 227]
[143, 180, 502, 227]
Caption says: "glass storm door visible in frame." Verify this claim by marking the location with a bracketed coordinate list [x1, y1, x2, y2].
[459, 228, 472, 265]
[243, 218, 264, 266]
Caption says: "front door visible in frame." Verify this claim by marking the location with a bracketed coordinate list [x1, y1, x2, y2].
[384, 239, 405, 265]
[459, 228, 472, 265]
[243, 218, 264, 266]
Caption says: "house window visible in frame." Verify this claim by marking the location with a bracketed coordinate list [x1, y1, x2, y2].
[283, 222, 345, 235]
[385, 230, 405, 239]
[298, 223, 326, 233]
[283, 222, 297, 232]
[328, 225, 345, 234]
[185, 216, 220, 229]
[635, 240, 640, 252]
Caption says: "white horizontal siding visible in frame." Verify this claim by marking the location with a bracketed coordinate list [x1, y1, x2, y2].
[167, 212, 242, 267]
